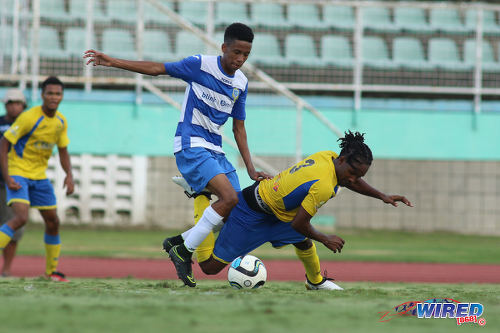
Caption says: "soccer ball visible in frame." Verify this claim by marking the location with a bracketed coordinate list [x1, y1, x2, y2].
[227, 255, 267, 289]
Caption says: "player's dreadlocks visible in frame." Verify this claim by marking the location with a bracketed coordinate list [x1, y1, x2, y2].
[224, 23, 254, 45]
[338, 131, 373, 166]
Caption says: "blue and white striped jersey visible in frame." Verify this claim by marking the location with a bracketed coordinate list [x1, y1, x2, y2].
[164, 55, 248, 154]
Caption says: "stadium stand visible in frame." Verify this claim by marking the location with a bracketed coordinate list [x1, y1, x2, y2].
[362, 6, 398, 32]
[320, 35, 354, 68]
[215, 2, 250, 27]
[287, 4, 325, 30]
[64, 27, 94, 58]
[101, 29, 136, 59]
[174, 30, 206, 58]
[429, 8, 468, 33]
[464, 39, 500, 71]
[362, 36, 397, 69]
[392, 37, 433, 70]
[428, 37, 470, 70]
[284, 33, 319, 66]
[40, 0, 72, 23]
[178, 1, 208, 26]
[465, 9, 500, 35]
[393, 7, 433, 33]
[107, 0, 137, 24]
[249, 33, 283, 66]
[142, 29, 174, 62]
[68, 0, 107, 22]
[322, 5, 354, 30]
[250, 3, 288, 29]
[144, 0, 175, 25]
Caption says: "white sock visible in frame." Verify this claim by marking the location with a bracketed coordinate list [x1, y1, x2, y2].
[184, 205, 223, 251]
[181, 229, 191, 240]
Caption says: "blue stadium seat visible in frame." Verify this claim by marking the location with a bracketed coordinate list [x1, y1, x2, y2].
[32, 26, 66, 60]
[320, 35, 353, 68]
[464, 39, 500, 72]
[465, 9, 500, 35]
[393, 37, 434, 70]
[40, 0, 72, 23]
[69, 0, 107, 22]
[106, 0, 137, 24]
[64, 27, 95, 58]
[174, 31, 206, 59]
[361, 36, 397, 69]
[250, 33, 283, 66]
[102, 29, 136, 60]
[284, 34, 319, 66]
[394, 7, 432, 33]
[215, 2, 250, 26]
[362, 7, 398, 32]
[322, 5, 354, 30]
[144, 1, 175, 25]
[250, 3, 288, 29]
[143, 30, 175, 62]
[428, 38, 470, 70]
[430, 8, 467, 33]
[287, 4, 325, 29]
[178, 1, 208, 26]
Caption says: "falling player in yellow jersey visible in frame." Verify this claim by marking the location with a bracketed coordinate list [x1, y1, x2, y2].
[166, 131, 412, 289]
[0, 76, 74, 282]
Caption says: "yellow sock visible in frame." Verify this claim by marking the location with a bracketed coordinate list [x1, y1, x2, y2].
[0, 224, 14, 249]
[44, 233, 61, 275]
[295, 242, 323, 284]
[193, 195, 215, 263]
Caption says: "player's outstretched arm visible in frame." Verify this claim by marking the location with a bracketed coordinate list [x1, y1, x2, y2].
[291, 207, 345, 253]
[232, 119, 272, 181]
[83, 49, 166, 76]
[346, 178, 413, 207]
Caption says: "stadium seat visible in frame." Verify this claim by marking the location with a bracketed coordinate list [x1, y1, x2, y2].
[0, 25, 13, 56]
[69, 0, 107, 22]
[106, 0, 137, 24]
[392, 37, 434, 70]
[320, 35, 353, 68]
[284, 34, 319, 66]
[464, 39, 500, 72]
[143, 30, 175, 62]
[428, 38, 470, 70]
[64, 27, 95, 58]
[362, 7, 397, 32]
[40, 0, 71, 23]
[174, 31, 206, 59]
[287, 4, 325, 29]
[178, 1, 208, 26]
[394, 7, 432, 33]
[102, 29, 136, 60]
[250, 3, 288, 29]
[215, 2, 250, 26]
[361, 36, 397, 69]
[249, 33, 283, 66]
[465, 9, 500, 35]
[144, 1, 175, 25]
[37, 26, 66, 59]
[430, 8, 467, 33]
[322, 5, 354, 30]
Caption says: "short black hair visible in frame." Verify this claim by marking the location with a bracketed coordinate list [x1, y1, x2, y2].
[41, 76, 64, 93]
[224, 23, 254, 45]
[338, 131, 373, 166]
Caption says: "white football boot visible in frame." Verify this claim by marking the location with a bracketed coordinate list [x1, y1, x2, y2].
[172, 175, 211, 198]
[305, 276, 344, 290]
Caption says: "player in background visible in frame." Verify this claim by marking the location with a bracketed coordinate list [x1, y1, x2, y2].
[0, 77, 74, 282]
[84, 23, 271, 287]
[0, 89, 26, 277]
[192, 132, 413, 290]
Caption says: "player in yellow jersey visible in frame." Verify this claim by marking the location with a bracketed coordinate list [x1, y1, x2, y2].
[0, 77, 74, 282]
[180, 131, 412, 289]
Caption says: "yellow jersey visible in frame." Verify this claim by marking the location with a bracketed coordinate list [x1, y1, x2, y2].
[4, 106, 69, 180]
[258, 151, 340, 222]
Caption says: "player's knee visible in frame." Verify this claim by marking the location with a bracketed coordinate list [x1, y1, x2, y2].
[294, 238, 313, 251]
[224, 191, 238, 208]
[12, 212, 29, 227]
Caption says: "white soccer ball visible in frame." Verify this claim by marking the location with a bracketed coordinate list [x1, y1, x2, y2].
[228, 254, 267, 289]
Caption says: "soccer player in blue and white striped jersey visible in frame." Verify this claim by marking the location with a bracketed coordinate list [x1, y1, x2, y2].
[84, 23, 271, 286]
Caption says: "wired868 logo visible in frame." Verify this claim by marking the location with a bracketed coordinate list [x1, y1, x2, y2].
[379, 298, 487, 326]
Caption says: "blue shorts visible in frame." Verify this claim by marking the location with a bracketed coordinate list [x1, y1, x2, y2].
[213, 192, 306, 263]
[6, 176, 57, 209]
[175, 147, 240, 193]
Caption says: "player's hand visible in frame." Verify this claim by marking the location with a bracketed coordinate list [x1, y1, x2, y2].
[64, 175, 74, 195]
[382, 194, 413, 207]
[83, 49, 113, 67]
[323, 234, 345, 253]
[6, 176, 21, 191]
[249, 170, 273, 181]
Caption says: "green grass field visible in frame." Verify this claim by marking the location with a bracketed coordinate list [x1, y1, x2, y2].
[15, 225, 500, 264]
[0, 278, 498, 333]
